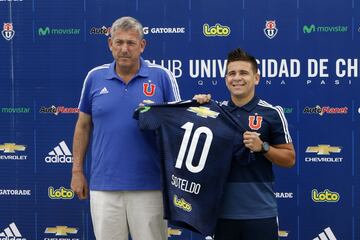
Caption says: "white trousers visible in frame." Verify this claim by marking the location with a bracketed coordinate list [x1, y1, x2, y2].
[90, 190, 167, 240]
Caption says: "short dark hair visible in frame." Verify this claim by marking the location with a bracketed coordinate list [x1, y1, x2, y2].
[226, 48, 258, 73]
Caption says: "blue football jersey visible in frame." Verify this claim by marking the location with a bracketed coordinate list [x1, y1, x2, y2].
[134, 100, 251, 236]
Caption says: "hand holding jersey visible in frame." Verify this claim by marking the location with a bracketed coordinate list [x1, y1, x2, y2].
[134, 100, 252, 236]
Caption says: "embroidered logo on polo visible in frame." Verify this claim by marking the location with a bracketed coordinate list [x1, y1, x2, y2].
[99, 87, 109, 95]
[248, 115, 263, 130]
[143, 82, 156, 96]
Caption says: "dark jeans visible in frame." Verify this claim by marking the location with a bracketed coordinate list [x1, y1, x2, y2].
[214, 217, 278, 240]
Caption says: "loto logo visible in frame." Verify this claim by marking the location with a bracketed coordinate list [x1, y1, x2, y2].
[312, 189, 340, 202]
[173, 195, 192, 212]
[203, 23, 230, 37]
[48, 186, 74, 199]
[303, 24, 316, 34]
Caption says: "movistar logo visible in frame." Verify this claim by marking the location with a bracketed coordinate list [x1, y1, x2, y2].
[39, 27, 50, 36]
[38, 27, 80, 36]
[303, 24, 348, 34]
[303, 24, 316, 34]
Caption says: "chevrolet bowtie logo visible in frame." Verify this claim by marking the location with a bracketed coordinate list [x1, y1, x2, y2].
[45, 226, 78, 236]
[168, 227, 182, 237]
[0, 143, 26, 153]
[306, 145, 342, 155]
[278, 230, 289, 237]
[187, 106, 219, 118]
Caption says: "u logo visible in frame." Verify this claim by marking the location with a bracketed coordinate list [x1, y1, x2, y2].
[248, 115, 263, 130]
[143, 83, 156, 97]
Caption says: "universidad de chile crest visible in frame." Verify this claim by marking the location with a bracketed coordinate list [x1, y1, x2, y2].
[263, 20, 278, 39]
[2, 23, 15, 40]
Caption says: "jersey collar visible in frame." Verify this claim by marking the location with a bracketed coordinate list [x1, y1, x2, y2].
[105, 57, 150, 80]
[228, 96, 260, 112]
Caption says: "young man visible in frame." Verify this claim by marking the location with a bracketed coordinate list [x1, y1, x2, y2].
[70, 16, 180, 240]
[196, 48, 295, 240]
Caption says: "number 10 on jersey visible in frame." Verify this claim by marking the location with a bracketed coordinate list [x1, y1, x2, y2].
[175, 122, 213, 173]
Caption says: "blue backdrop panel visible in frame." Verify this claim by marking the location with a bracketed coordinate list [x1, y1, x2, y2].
[0, 0, 359, 239]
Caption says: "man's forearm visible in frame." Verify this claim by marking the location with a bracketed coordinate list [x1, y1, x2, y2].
[72, 121, 91, 172]
[264, 143, 296, 168]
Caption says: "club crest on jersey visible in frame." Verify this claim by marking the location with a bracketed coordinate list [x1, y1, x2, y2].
[248, 115, 263, 130]
[187, 106, 219, 118]
[143, 83, 156, 96]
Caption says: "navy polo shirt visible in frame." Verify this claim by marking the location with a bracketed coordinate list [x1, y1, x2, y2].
[78, 58, 181, 190]
[218, 96, 292, 219]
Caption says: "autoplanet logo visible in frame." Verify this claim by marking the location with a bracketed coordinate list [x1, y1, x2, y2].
[39, 105, 79, 115]
[303, 24, 348, 34]
[38, 27, 80, 36]
[303, 105, 348, 115]
[90, 26, 111, 36]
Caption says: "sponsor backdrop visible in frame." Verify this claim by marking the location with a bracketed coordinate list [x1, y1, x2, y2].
[0, 0, 359, 239]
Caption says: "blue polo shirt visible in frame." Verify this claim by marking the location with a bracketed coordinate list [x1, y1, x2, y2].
[78, 58, 181, 190]
[218, 96, 292, 219]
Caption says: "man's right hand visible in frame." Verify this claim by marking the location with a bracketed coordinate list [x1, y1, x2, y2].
[71, 171, 89, 200]
[193, 94, 211, 104]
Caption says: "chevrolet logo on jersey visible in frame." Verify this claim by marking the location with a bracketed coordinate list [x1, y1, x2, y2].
[0, 143, 26, 153]
[306, 145, 342, 155]
[187, 106, 219, 118]
[278, 230, 289, 237]
[45, 226, 78, 236]
[168, 227, 182, 237]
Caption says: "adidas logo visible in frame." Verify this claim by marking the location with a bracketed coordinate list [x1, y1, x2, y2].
[45, 141, 73, 163]
[313, 227, 337, 240]
[0, 222, 26, 240]
[99, 87, 109, 95]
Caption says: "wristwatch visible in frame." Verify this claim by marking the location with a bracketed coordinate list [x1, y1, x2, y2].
[260, 142, 270, 154]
